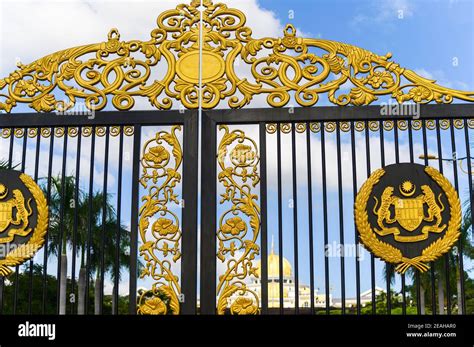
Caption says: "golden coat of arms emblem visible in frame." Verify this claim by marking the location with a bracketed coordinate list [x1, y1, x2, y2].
[0, 170, 48, 276]
[355, 163, 461, 273]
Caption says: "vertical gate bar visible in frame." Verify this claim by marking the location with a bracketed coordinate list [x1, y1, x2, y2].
[291, 123, 299, 314]
[364, 122, 375, 314]
[182, 112, 199, 314]
[56, 128, 69, 315]
[407, 121, 422, 314]
[421, 120, 437, 315]
[42, 129, 55, 314]
[436, 119, 450, 314]
[85, 128, 96, 314]
[128, 124, 141, 315]
[259, 122, 268, 314]
[71, 127, 82, 315]
[350, 121, 361, 315]
[276, 125, 284, 314]
[0, 130, 14, 314]
[13, 128, 28, 314]
[113, 128, 124, 315]
[462, 119, 472, 315]
[28, 128, 42, 314]
[200, 113, 217, 314]
[393, 123, 407, 314]
[449, 119, 465, 314]
[320, 122, 330, 315]
[336, 122, 345, 314]
[306, 122, 315, 315]
[99, 127, 110, 315]
[379, 122, 391, 314]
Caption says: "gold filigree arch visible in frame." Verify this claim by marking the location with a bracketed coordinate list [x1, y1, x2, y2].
[1, 0, 473, 113]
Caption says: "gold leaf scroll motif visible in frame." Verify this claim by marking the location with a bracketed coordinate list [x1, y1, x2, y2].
[137, 126, 182, 315]
[216, 125, 260, 315]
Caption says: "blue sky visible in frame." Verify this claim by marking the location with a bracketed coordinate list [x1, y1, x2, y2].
[0, 0, 473, 307]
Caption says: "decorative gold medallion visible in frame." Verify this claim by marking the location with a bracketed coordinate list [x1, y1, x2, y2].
[355, 163, 461, 273]
[0, 170, 48, 276]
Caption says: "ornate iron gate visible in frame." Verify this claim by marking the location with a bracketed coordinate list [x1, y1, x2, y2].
[0, 0, 473, 316]
[0, 111, 198, 315]
[201, 105, 474, 315]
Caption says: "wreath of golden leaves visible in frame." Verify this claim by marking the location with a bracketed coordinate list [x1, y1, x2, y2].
[0, 173, 49, 277]
[354, 166, 461, 274]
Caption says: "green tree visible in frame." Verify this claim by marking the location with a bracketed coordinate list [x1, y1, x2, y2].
[44, 175, 131, 315]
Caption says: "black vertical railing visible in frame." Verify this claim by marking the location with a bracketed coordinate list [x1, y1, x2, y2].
[42, 128, 55, 314]
[449, 119, 465, 314]
[129, 124, 141, 315]
[306, 122, 316, 315]
[350, 121, 361, 315]
[291, 124, 299, 313]
[200, 113, 217, 315]
[56, 128, 69, 315]
[420, 120, 437, 315]
[99, 127, 110, 315]
[393, 122, 407, 314]
[320, 122, 330, 315]
[13, 127, 28, 314]
[71, 127, 82, 315]
[259, 122, 269, 314]
[85, 128, 96, 314]
[113, 128, 123, 315]
[276, 126, 284, 314]
[364, 121, 376, 314]
[28, 129, 41, 314]
[407, 121, 422, 315]
[336, 122, 346, 314]
[182, 112, 199, 314]
[435, 119, 451, 315]
[463, 119, 473, 315]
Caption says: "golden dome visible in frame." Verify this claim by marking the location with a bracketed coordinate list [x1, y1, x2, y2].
[255, 251, 292, 279]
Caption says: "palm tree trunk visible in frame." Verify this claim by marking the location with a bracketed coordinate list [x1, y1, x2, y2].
[437, 277, 444, 314]
[77, 267, 86, 315]
[59, 253, 68, 315]
[420, 284, 426, 314]
[94, 271, 101, 315]
[456, 267, 463, 314]
[112, 284, 116, 315]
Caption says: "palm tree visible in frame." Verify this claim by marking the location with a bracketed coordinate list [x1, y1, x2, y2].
[44, 175, 132, 315]
[451, 200, 474, 314]
[46, 176, 77, 314]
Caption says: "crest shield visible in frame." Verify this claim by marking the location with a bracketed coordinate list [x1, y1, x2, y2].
[0, 201, 13, 233]
[394, 197, 424, 232]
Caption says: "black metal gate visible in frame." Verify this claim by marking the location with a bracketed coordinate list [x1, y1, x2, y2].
[0, 110, 198, 315]
[201, 104, 474, 315]
[0, 104, 473, 315]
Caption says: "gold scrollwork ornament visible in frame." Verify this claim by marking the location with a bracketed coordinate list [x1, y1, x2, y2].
[216, 125, 260, 315]
[137, 126, 183, 315]
[1, 0, 474, 113]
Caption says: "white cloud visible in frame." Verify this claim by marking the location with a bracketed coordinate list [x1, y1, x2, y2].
[351, 0, 415, 27]
[414, 68, 471, 91]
